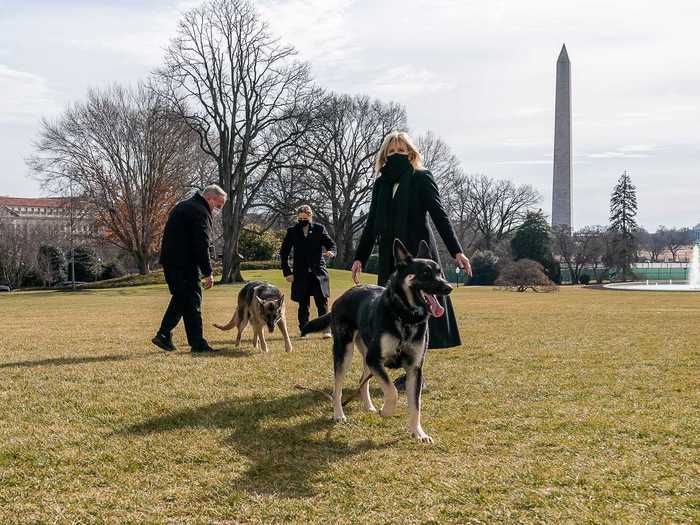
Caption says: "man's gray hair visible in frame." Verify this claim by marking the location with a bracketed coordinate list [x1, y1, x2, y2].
[297, 204, 312, 215]
[202, 184, 227, 199]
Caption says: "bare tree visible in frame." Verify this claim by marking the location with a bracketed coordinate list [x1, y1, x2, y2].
[417, 130, 463, 188]
[254, 162, 316, 228]
[29, 84, 195, 274]
[658, 226, 693, 261]
[288, 94, 406, 265]
[154, 0, 316, 282]
[0, 221, 65, 288]
[553, 225, 605, 284]
[466, 175, 541, 250]
[0, 222, 36, 288]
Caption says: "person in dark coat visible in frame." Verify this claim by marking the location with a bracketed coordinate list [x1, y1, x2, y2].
[152, 185, 227, 353]
[352, 131, 472, 353]
[280, 205, 337, 335]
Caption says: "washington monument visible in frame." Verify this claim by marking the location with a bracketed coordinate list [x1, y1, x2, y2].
[552, 44, 572, 228]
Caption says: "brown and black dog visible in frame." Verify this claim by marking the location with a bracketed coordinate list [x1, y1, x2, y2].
[213, 281, 293, 353]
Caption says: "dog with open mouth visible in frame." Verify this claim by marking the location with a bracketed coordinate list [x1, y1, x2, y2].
[301, 238, 452, 442]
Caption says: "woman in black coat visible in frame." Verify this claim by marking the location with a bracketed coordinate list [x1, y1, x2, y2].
[352, 131, 472, 350]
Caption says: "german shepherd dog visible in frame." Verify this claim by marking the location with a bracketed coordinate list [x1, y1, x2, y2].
[213, 281, 293, 353]
[301, 239, 453, 443]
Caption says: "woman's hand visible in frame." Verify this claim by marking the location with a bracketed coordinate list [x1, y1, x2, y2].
[351, 260, 362, 285]
[455, 253, 472, 277]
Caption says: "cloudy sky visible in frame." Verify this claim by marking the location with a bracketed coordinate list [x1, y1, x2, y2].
[2, 0, 699, 229]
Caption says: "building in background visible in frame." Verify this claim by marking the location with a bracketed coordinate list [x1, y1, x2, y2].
[0, 196, 94, 235]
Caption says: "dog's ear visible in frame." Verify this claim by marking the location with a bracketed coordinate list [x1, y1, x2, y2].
[393, 238, 412, 267]
[278, 294, 284, 307]
[417, 240, 431, 259]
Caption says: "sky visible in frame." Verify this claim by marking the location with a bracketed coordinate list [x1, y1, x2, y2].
[1, 0, 699, 230]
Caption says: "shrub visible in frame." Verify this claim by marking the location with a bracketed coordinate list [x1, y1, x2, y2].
[496, 259, 555, 292]
[239, 225, 281, 261]
[544, 258, 562, 284]
[20, 267, 44, 288]
[100, 261, 126, 281]
[470, 250, 499, 285]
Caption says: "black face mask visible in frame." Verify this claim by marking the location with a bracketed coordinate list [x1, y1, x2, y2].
[298, 219, 310, 227]
[381, 153, 413, 184]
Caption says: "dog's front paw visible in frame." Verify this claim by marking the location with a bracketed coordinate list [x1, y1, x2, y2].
[333, 414, 347, 423]
[410, 429, 434, 443]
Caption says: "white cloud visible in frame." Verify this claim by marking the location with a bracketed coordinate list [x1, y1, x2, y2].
[0, 64, 60, 124]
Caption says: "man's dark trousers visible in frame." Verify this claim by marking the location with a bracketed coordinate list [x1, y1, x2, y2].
[297, 272, 328, 331]
[159, 265, 205, 348]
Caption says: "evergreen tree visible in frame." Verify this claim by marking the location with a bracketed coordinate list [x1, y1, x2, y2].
[608, 171, 638, 280]
[37, 244, 66, 286]
[511, 210, 552, 265]
[66, 244, 101, 282]
[470, 250, 499, 285]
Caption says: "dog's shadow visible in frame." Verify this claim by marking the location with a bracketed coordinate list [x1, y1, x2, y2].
[208, 333, 314, 354]
[119, 391, 394, 498]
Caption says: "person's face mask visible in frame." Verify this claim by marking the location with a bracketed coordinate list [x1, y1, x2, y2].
[298, 218, 310, 226]
[382, 152, 414, 182]
[212, 198, 225, 216]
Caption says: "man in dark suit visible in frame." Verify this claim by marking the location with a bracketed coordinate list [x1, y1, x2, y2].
[152, 184, 227, 353]
[280, 205, 336, 336]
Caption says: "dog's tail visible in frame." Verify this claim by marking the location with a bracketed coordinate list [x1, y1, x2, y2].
[301, 313, 332, 336]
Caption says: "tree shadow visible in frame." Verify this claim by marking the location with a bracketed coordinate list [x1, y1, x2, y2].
[119, 391, 396, 498]
[0, 353, 135, 369]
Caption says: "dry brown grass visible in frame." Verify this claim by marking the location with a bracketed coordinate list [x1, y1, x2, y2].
[1, 270, 698, 524]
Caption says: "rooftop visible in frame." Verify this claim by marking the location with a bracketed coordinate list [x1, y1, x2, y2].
[0, 196, 74, 208]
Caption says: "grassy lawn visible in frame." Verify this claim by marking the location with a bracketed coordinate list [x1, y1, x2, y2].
[1, 269, 698, 524]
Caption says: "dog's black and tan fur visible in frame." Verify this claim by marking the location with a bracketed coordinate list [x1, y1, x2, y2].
[213, 281, 293, 353]
[302, 239, 452, 443]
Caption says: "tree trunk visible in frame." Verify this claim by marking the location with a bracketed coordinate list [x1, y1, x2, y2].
[220, 164, 246, 284]
[333, 220, 355, 268]
[137, 256, 149, 275]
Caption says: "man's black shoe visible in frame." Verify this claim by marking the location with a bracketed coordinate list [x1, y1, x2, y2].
[151, 333, 176, 352]
[191, 343, 220, 353]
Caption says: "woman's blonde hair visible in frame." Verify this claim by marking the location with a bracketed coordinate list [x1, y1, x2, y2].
[374, 131, 424, 176]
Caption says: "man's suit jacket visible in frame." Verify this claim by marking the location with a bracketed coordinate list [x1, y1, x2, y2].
[280, 222, 336, 301]
[159, 192, 213, 277]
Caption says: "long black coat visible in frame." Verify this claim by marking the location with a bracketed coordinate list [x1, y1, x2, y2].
[354, 169, 463, 349]
[159, 192, 213, 276]
[280, 222, 336, 302]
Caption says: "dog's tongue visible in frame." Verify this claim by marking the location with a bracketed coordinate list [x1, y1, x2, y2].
[426, 294, 444, 318]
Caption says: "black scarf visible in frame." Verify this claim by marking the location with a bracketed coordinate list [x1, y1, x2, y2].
[375, 155, 415, 280]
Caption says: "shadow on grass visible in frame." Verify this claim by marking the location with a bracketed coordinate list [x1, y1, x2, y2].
[0, 353, 135, 369]
[190, 347, 256, 358]
[120, 391, 395, 498]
